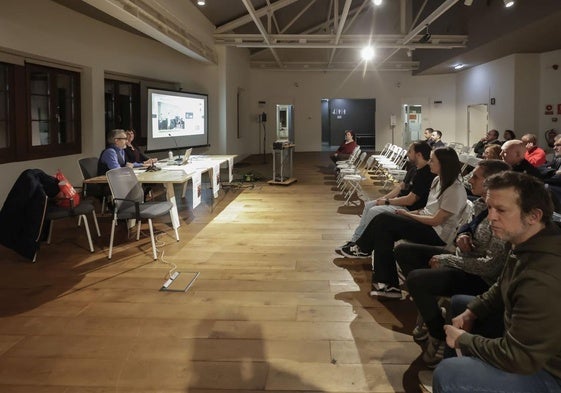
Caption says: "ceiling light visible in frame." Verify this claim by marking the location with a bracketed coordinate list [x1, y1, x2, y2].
[361, 46, 375, 61]
[503, 0, 514, 7]
[372, 0, 383, 5]
[197, 0, 206, 5]
[453, 64, 465, 70]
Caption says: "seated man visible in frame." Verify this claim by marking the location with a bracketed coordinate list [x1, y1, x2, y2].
[472, 129, 502, 158]
[433, 171, 561, 393]
[337, 140, 435, 251]
[431, 130, 445, 149]
[538, 134, 561, 179]
[424, 128, 435, 148]
[330, 130, 357, 164]
[499, 139, 541, 178]
[98, 129, 149, 175]
[394, 160, 511, 367]
[521, 133, 546, 167]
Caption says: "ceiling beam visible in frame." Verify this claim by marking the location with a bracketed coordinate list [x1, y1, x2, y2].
[280, 0, 318, 34]
[216, 0, 299, 33]
[328, 0, 353, 66]
[241, 0, 283, 67]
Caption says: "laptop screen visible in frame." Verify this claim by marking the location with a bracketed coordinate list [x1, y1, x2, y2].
[180, 148, 193, 165]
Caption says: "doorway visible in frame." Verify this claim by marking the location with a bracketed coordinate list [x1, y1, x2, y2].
[321, 98, 376, 150]
[403, 104, 422, 146]
[467, 104, 488, 146]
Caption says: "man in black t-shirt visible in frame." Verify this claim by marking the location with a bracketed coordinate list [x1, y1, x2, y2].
[337, 141, 436, 251]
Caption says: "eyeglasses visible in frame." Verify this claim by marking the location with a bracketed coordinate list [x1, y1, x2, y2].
[115, 137, 128, 140]
[554, 144, 561, 147]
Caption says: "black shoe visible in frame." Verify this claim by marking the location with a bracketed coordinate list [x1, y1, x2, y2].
[340, 244, 370, 258]
[335, 241, 355, 252]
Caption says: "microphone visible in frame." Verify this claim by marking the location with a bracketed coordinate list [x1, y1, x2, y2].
[168, 133, 182, 163]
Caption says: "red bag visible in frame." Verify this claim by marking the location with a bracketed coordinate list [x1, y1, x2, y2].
[55, 169, 80, 208]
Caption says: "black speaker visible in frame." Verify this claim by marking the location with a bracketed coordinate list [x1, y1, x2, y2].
[260, 112, 267, 122]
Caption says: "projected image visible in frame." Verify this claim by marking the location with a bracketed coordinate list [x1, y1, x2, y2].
[151, 93, 205, 138]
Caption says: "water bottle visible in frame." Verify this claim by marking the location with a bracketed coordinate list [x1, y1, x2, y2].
[168, 151, 173, 161]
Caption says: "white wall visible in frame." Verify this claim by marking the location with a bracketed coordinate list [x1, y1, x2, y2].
[248, 70, 457, 152]
[539, 49, 561, 141]
[514, 54, 540, 138]
[455, 55, 516, 145]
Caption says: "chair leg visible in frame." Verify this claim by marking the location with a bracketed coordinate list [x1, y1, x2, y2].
[47, 220, 54, 244]
[79, 214, 94, 253]
[108, 219, 117, 259]
[148, 219, 157, 260]
[91, 211, 101, 237]
[136, 221, 142, 240]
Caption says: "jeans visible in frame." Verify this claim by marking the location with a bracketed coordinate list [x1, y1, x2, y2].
[434, 357, 561, 393]
[395, 243, 489, 340]
[433, 294, 561, 392]
[350, 202, 404, 242]
[355, 212, 445, 287]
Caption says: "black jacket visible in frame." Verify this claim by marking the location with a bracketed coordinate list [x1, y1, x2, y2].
[0, 169, 59, 261]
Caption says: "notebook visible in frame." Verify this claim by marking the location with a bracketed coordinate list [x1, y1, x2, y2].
[180, 148, 193, 166]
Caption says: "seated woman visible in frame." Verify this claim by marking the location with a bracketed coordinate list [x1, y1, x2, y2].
[330, 130, 357, 164]
[124, 129, 156, 166]
[341, 147, 468, 299]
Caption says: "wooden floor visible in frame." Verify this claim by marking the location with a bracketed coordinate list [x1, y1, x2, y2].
[0, 152, 427, 393]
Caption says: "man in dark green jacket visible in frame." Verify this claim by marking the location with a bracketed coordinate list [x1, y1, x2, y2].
[433, 171, 561, 393]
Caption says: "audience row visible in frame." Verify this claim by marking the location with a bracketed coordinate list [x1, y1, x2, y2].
[332, 137, 561, 392]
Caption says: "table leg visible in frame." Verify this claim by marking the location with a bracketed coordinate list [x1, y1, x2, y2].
[165, 182, 181, 228]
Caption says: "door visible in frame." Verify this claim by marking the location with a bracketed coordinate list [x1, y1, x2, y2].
[403, 104, 422, 146]
[467, 104, 488, 146]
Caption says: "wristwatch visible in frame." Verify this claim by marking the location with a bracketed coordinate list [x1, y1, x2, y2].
[384, 198, 390, 205]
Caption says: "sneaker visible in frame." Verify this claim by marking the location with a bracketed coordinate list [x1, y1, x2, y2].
[422, 335, 445, 367]
[370, 286, 402, 299]
[418, 370, 433, 393]
[340, 244, 370, 258]
[335, 241, 355, 252]
[413, 313, 429, 342]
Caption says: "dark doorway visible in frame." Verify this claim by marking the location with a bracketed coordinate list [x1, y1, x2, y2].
[321, 98, 376, 150]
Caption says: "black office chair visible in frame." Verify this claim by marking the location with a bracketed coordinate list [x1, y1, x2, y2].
[45, 197, 101, 254]
[78, 157, 110, 213]
[106, 167, 179, 260]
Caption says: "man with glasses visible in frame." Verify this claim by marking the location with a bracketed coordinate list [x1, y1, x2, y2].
[98, 129, 137, 175]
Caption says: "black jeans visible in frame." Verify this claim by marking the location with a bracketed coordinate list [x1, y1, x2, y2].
[395, 242, 489, 339]
[355, 211, 445, 287]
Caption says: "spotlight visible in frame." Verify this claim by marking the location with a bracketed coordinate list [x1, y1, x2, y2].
[197, 0, 206, 5]
[372, 0, 382, 5]
[361, 46, 375, 61]
[419, 25, 431, 43]
[503, 0, 514, 7]
[453, 64, 465, 70]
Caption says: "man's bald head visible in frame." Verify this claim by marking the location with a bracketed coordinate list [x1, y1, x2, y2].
[500, 140, 526, 166]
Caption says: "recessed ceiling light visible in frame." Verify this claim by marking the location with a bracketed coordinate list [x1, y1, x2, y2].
[197, 0, 206, 6]
[453, 64, 465, 70]
[361, 46, 375, 61]
[503, 0, 514, 7]
[372, 0, 383, 6]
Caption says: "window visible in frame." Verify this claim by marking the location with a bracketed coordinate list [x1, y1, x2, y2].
[0, 61, 81, 164]
[104, 79, 140, 137]
[0, 63, 15, 163]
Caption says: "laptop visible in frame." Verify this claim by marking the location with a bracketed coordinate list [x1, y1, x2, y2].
[179, 148, 193, 165]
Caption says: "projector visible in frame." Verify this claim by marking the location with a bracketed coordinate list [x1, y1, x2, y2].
[273, 140, 290, 149]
